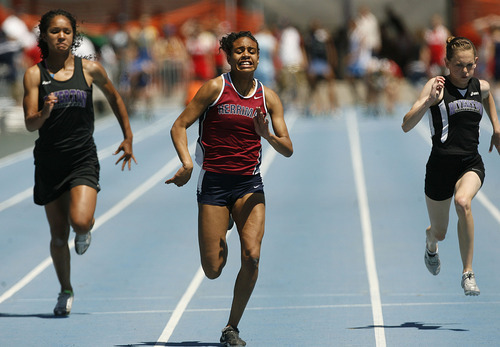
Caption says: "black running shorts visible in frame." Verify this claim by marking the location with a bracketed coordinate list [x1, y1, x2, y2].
[425, 152, 484, 201]
[34, 156, 100, 206]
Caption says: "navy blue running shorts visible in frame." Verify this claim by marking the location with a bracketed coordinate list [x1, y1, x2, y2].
[197, 170, 264, 207]
[425, 152, 485, 201]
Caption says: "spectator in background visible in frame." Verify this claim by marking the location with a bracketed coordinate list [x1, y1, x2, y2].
[254, 24, 278, 89]
[182, 19, 217, 106]
[213, 20, 232, 75]
[0, 28, 19, 98]
[1, 7, 37, 103]
[183, 19, 217, 82]
[492, 25, 500, 104]
[304, 19, 337, 116]
[127, 14, 158, 117]
[355, 5, 381, 57]
[364, 57, 402, 115]
[405, 28, 431, 90]
[277, 20, 308, 110]
[345, 6, 382, 107]
[154, 22, 189, 97]
[125, 41, 155, 118]
[425, 14, 450, 75]
[345, 18, 372, 103]
[472, 15, 497, 81]
[107, 14, 131, 94]
[379, 6, 413, 77]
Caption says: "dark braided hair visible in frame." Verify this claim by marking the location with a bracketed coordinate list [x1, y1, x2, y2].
[37, 9, 82, 60]
[219, 31, 259, 57]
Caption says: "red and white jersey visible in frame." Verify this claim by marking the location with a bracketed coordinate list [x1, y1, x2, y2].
[195, 73, 267, 175]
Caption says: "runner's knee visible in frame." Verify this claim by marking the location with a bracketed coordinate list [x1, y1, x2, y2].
[242, 253, 260, 272]
[50, 235, 68, 248]
[430, 226, 447, 241]
[454, 195, 471, 217]
[202, 262, 225, 279]
[70, 216, 94, 234]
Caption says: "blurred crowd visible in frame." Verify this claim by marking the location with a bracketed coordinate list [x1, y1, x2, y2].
[2, 5, 500, 119]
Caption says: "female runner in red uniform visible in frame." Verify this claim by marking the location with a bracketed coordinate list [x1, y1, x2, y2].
[167, 31, 293, 346]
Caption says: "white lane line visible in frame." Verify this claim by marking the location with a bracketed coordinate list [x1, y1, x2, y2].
[0, 141, 196, 305]
[11, 299, 495, 316]
[0, 187, 32, 212]
[416, 122, 500, 224]
[0, 113, 176, 212]
[154, 268, 206, 344]
[0, 257, 54, 305]
[154, 112, 299, 345]
[90, 299, 500, 315]
[345, 109, 386, 347]
[95, 113, 176, 161]
[476, 193, 500, 224]
[0, 148, 33, 169]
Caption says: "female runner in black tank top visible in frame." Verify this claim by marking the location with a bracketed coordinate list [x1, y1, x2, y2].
[23, 9, 136, 316]
[402, 37, 500, 296]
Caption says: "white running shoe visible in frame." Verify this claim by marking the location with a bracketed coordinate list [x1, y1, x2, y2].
[53, 290, 74, 316]
[424, 246, 441, 275]
[75, 232, 91, 255]
[461, 271, 480, 296]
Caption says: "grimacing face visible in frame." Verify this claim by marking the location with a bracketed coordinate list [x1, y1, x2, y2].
[228, 37, 259, 72]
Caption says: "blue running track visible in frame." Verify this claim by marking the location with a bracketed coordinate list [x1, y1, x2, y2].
[1, 103, 500, 346]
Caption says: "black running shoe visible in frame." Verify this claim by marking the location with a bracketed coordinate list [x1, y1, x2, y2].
[220, 325, 246, 346]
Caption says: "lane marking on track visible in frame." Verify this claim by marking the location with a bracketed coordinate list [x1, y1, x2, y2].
[6, 299, 496, 317]
[0, 141, 196, 305]
[345, 109, 386, 347]
[0, 113, 177, 213]
[82, 299, 500, 315]
[0, 187, 32, 213]
[154, 112, 299, 345]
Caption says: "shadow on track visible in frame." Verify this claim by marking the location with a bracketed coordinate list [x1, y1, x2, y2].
[115, 342, 222, 347]
[349, 321, 468, 332]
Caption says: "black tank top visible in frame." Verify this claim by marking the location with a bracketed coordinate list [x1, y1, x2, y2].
[429, 76, 483, 156]
[35, 57, 96, 163]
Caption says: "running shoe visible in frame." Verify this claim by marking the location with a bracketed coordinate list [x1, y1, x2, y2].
[461, 271, 480, 296]
[220, 325, 246, 346]
[75, 231, 91, 255]
[424, 246, 441, 275]
[53, 290, 74, 316]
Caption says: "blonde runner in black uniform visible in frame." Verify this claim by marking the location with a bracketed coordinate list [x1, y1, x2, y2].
[23, 9, 136, 316]
[402, 36, 500, 295]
